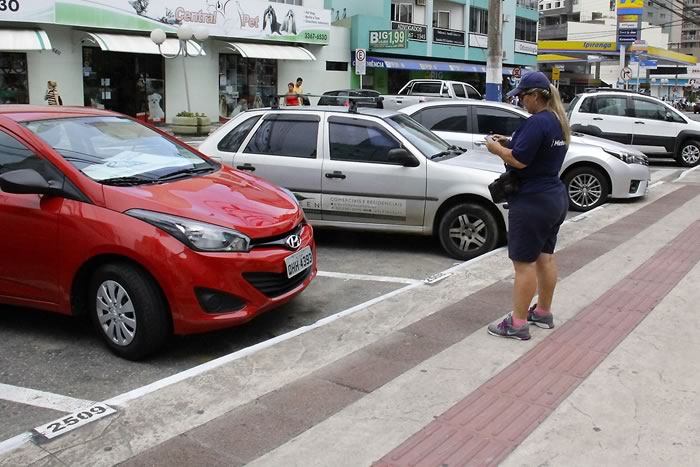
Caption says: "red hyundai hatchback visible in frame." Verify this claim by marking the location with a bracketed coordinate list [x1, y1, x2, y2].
[0, 106, 316, 360]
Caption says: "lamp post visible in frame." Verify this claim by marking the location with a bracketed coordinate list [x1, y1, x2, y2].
[150, 25, 209, 113]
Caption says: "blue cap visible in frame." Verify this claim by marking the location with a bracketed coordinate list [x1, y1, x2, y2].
[507, 71, 551, 98]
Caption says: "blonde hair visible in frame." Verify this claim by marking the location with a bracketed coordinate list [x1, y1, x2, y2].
[47, 80, 57, 89]
[545, 84, 570, 145]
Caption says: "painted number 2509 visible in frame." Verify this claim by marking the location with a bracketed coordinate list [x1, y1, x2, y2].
[0, 0, 20, 12]
[35, 403, 116, 440]
[46, 406, 108, 434]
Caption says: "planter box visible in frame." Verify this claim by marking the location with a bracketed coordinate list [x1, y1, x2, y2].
[172, 116, 211, 136]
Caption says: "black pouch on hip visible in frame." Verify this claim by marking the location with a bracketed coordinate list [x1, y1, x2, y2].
[488, 171, 520, 203]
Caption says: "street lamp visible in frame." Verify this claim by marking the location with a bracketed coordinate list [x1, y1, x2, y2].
[150, 25, 209, 113]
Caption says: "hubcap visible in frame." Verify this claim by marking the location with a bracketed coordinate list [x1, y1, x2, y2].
[569, 173, 602, 208]
[449, 214, 487, 252]
[681, 145, 700, 164]
[96, 280, 136, 347]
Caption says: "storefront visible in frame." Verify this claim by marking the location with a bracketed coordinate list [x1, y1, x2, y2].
[0, 52, 29, 104]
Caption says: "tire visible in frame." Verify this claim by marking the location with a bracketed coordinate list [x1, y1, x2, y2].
[675, 139, 700, 168]
[438, 202, 500, 261]
[89, 262, 170, 360]
[562, 166, 610, 212]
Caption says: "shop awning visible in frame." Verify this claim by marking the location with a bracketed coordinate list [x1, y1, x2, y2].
[0, 29, 52, 51]
[364, 55, 515, 75]
[221, 42, 316, 60]
[80, 32, 205, 56]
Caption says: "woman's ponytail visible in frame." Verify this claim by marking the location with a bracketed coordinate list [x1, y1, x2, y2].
[546, 84, 570, 145]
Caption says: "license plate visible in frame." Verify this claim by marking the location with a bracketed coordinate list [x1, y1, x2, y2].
[284, 246, 313, 279]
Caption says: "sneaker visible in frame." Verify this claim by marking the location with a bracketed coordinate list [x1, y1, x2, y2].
[527, 304, 555, 329]
[487, 314, 531, 340]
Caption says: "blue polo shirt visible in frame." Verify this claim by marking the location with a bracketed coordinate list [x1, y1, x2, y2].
[507, 110, 567, 195]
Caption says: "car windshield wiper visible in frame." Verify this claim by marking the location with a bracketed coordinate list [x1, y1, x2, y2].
[156, 166, 215, 181]
[430, 145, 464, 160]
[99, 176, 155, 187]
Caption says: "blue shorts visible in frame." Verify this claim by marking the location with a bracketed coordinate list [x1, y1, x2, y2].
[507, 187, 568, 263]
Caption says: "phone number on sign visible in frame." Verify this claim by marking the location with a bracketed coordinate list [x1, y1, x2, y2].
[304, 32, 328, 41]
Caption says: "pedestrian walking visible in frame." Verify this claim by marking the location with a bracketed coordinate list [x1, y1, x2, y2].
[44, 80, 62, 106]
[284, 82, 300, 106]
[484, 71, 570, 340]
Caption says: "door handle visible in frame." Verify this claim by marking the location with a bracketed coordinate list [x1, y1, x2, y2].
[634, 121, 645, 124]
[236, 163, 256, 171]
[325, 171, 346, 180]
[474, 141, 486, 147]
[593, 117, 604, 121]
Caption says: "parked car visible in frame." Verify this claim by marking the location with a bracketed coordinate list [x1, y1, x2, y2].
[381, 79, 482, 111]
[317, 89, 383, 108]
[400, 100, 650, 211]
[567, 88, 700, 167]
[199, 106, 508, 261]
[0, 105, 315, 360]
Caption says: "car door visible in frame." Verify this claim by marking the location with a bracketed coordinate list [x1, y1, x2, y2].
[411, 105, 471, 148]
[572, 95, 633, 144]
[471, 106, 525, 150]
[321, 115, 426, 226]
[0, 128, 61, 305]
[233, 112, 324, 219]
[630, 97, 685, 154]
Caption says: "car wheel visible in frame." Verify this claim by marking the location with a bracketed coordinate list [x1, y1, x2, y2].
[676, 140, 700, 167]
[438, 202, 500, 261]
[563, 166, 610, 212]
[90, 262, 170, 360]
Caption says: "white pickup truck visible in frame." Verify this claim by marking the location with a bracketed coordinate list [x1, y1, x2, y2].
[381, 79, 482, 110]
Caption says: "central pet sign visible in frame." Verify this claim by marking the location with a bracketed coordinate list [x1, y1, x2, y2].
[0, 0, 331, 44]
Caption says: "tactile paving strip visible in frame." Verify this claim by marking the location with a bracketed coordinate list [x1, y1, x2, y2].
[373, 221, 700, 467]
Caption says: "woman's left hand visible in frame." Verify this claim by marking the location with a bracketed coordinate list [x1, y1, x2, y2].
[484, 136, 502, 156]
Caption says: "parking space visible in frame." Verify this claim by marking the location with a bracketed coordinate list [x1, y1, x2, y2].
[0, 132, 687, 445]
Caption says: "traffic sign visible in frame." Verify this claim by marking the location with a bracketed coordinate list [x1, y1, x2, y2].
[513, 67, 521, 79]
[620, 66, 633, 81]
[355, 48, 366, 76]
[551, 67, 560, 81]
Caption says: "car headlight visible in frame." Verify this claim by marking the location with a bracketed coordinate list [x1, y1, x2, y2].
[127, 209, 250, 252]
[603, 149, 648, 165]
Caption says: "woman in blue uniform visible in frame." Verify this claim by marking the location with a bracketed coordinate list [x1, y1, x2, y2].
[484, 72, 570, 340]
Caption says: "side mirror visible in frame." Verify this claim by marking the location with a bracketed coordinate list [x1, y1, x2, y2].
[0, 169, 58, 196]
[388, 148, 419, 167]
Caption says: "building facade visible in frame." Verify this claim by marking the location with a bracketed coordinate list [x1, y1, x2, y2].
[0, 0, 350, 122]
[327, 0, 539, 95]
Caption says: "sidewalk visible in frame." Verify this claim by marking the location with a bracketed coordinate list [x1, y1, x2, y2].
[3, 173, 700, 467]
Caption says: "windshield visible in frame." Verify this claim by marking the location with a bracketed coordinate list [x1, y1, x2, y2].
[385, 114, 452, 158]
[24, 117, 217, 184]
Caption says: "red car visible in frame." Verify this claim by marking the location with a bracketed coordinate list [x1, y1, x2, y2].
[0, 106, 316, 360]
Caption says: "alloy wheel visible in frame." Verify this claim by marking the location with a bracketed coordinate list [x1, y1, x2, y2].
[448, 214, 487, 252]
[681, 144, 700, 165]
[568, 173, 602, 209]
[96, 280, 137, 347]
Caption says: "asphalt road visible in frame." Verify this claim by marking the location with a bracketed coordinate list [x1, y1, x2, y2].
[0, 149, 688, 444]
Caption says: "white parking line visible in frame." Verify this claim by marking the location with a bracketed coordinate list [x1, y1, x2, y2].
[677, 164, 700, 180]
[0, 383, 95, 414]
[316, 271, 421, 285]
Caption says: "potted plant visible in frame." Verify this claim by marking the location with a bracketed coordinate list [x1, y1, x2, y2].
[172, 111, 211, 136]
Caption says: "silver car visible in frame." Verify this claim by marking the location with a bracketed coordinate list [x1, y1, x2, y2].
[198, 106, 509, 260]
[400, 100, 651, 211]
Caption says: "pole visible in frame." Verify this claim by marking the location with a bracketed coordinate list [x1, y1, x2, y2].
[360, 74, 363, 90]
[486, 0, 502, 102]
[619, 45, 626, 89]
[182, 53, 191, 113]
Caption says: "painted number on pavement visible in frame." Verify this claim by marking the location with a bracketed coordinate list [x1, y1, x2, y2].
[34, 404, 116, 440]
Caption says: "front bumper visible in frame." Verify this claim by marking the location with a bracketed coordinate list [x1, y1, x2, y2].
[608, 161, 650, 200]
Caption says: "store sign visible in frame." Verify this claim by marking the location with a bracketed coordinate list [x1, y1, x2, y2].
[369, 30, 407, 48]
[617, 1, 641, 44]
[433, 28, 465, 46]
[617, 0, 644, 15]
[514, 40, 537, 55]
[0, 0, 331, 45]
[391, 21, 426, 42]
[469, 33, 488, 49]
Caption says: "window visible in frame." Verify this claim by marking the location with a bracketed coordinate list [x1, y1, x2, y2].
[218, 116, 261, 152]
[411, 82, 443, 95]
[270, 0, 302, 5]
[391, 3, 414, 23]
[244, 115, 319, 158]
[0, 52, 29, 105]
[452, 84, 466, 98]
[413, 107, 468, 133]
[0, 130, 57, 181]
[555, 1, 560, 7]
[326, 61, 349, 71]
[469, 7, 488, 34]
[433, 11, 450, 29]
[474, 107, 524, 136]
[593, 96, 628, 116]
[328, 118, 400, 164]
[466, 85, 482, 99]
[515, 18, 538, 42]
[633, 98, 673, 121]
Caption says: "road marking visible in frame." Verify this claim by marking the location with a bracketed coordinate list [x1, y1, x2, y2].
[317, 271, 420, 285]
[677, 164, 700, 180]
[651, 169, 679, 184]
[0, 383, 95, 413]
[0, 433, 32, 456]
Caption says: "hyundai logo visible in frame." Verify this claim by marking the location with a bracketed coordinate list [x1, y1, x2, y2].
[285, 234, 301, 250]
